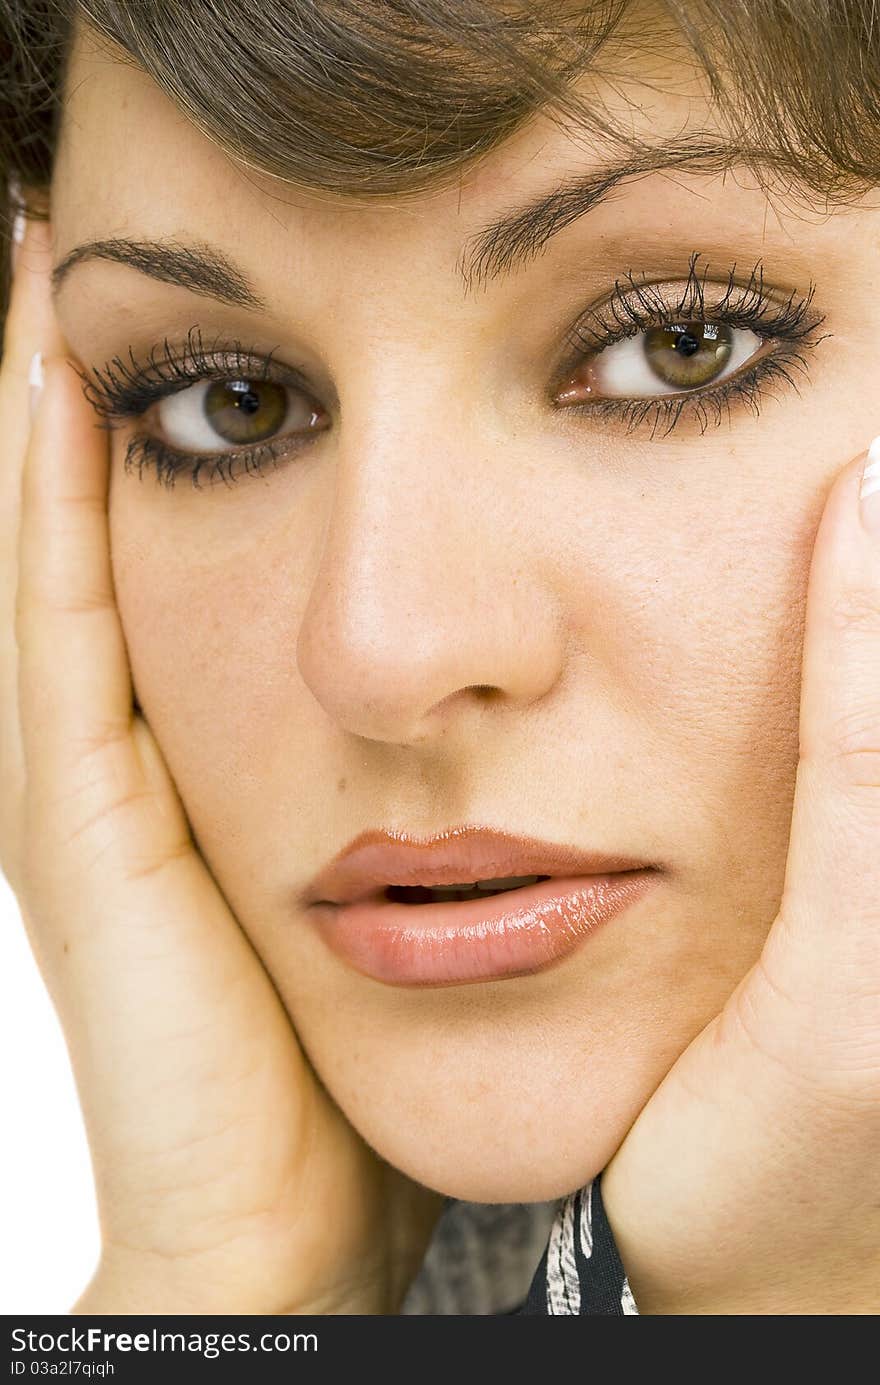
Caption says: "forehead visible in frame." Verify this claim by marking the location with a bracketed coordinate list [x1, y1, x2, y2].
[52, 19, 723, 271]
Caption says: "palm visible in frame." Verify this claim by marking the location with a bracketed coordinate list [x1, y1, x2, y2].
[39, 713, 438, 1315]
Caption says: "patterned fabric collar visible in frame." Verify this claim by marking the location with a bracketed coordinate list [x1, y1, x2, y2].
[400, 1173, 639, 1315]
[517, 1175, 639, 1315]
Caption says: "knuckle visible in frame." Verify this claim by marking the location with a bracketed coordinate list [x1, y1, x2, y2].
[828, 704, 880, 753]
[34, 568, 113, 615]
[69, 719, 134, 756]
[54, 591, 113, 617]
[735, 956, 880, 1109]
[800, 706, 880, 788]
[16, 586, 111, 623]
[123, 838, 191, 884]
[22, 740, 142, 848]
[826, 707, 880, 784]
[826, 582, 880, 635]
[809, 1052, 880, 1116]
[831, 749, 880, 791]
[62, 782, 153, 850]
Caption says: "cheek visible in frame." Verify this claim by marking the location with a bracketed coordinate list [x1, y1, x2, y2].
[108, 499, 328, 872]
[552, 486, 807, 875]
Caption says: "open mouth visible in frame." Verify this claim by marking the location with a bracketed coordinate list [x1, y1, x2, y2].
[384, 874, 553, 904]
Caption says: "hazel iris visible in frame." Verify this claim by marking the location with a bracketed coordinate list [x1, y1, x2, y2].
[204, 378, 288, 444]
[643, 321, 734, 388]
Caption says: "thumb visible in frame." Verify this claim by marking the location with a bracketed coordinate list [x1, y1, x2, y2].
[772, 435, 880, 997]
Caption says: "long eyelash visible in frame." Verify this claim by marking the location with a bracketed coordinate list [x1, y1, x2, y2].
[120, 431, 293, 491]
[70, 325, 312, 490]
[568, 251, 823, 351]
[72, 324, 285, 425]
[560, 250, 829, 439]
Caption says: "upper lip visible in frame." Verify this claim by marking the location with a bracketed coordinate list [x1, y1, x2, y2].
[303, 825, 653, 907]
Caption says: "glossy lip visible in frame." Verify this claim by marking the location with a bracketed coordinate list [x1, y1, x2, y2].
[303, 826, 661, 988]
[302, 824, 655, 907]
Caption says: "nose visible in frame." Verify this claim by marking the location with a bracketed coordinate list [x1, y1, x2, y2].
[296, 390, 566, 746]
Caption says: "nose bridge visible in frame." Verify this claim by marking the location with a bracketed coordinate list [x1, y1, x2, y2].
[295, 350, 564, 744]
[305, 361, 495, 656]
[338, 350, 484, 543]
[327, 328, 506, 573]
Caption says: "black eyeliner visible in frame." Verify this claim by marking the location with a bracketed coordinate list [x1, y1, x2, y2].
[561, 251, 826, 362]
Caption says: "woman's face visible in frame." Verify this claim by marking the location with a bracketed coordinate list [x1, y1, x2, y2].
[49, 23, 879, 1202]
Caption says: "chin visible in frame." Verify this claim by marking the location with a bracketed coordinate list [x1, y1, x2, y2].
[346, 1096, 630, 1204]
[308, 1029, 668, 1204]
[383, 1142, 612, 1206]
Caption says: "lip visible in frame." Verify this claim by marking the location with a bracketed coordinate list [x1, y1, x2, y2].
[303, 826, 660, 987]
[303, 825, 655, 907]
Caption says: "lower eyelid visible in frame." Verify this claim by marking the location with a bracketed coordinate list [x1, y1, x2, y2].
[120, 428, 303, 490]
[551, 336, 814, 440]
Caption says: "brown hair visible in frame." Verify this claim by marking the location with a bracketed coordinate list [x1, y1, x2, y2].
[1, 0, 879, 331]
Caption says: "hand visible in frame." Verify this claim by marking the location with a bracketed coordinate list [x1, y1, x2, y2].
[601, 436, 880, 1313]
[0, 212, 442, 1315]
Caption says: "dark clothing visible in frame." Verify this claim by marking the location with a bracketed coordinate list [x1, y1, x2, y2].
[399, 1172, 637, 1315]
[516, 1173, 638, 1314]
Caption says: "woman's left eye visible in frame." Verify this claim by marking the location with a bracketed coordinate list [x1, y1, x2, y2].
[558, 321, 762, 402]
[152, 376, 325, 452]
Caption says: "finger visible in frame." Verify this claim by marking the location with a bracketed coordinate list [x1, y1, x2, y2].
[14, 336, 219, 991]
[16, 353, 137, 808]
[599, 444, 880, 1310]
[773, 437, 880, 973]
[0, 214, 69, 886]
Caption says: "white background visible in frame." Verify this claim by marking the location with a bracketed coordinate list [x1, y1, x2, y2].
[0, 871, 100, 1313]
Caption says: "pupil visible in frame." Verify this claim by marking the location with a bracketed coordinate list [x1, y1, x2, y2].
[233, 384, 261, 415]
[674, 330, 700, 357]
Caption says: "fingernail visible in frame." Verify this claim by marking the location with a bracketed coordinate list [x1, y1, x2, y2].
[859, 436, 880, 536]
[12, 207, 25, 253]
[28, 350, 44, 423]
[9, 178, 26, 276]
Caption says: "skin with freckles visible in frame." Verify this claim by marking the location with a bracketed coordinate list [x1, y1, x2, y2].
[47, 22, 878, 1205]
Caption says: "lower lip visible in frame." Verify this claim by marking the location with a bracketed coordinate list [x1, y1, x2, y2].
[309, 870, 659, 987]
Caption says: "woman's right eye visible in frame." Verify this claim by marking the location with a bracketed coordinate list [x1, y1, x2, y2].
[152, 376, 328, 453]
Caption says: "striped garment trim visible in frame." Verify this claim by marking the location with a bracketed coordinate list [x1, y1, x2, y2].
[518, 1172, 640, 1315]
[545, 1190, 581, 1314]
[621, 1277, 639, 1314]
[579, 1181, 594, 1259]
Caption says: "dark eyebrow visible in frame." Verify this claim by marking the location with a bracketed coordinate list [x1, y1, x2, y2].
[51, 139, 740, 309]
[457, 138, 740, 296]
[51, 237, 269, 312]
